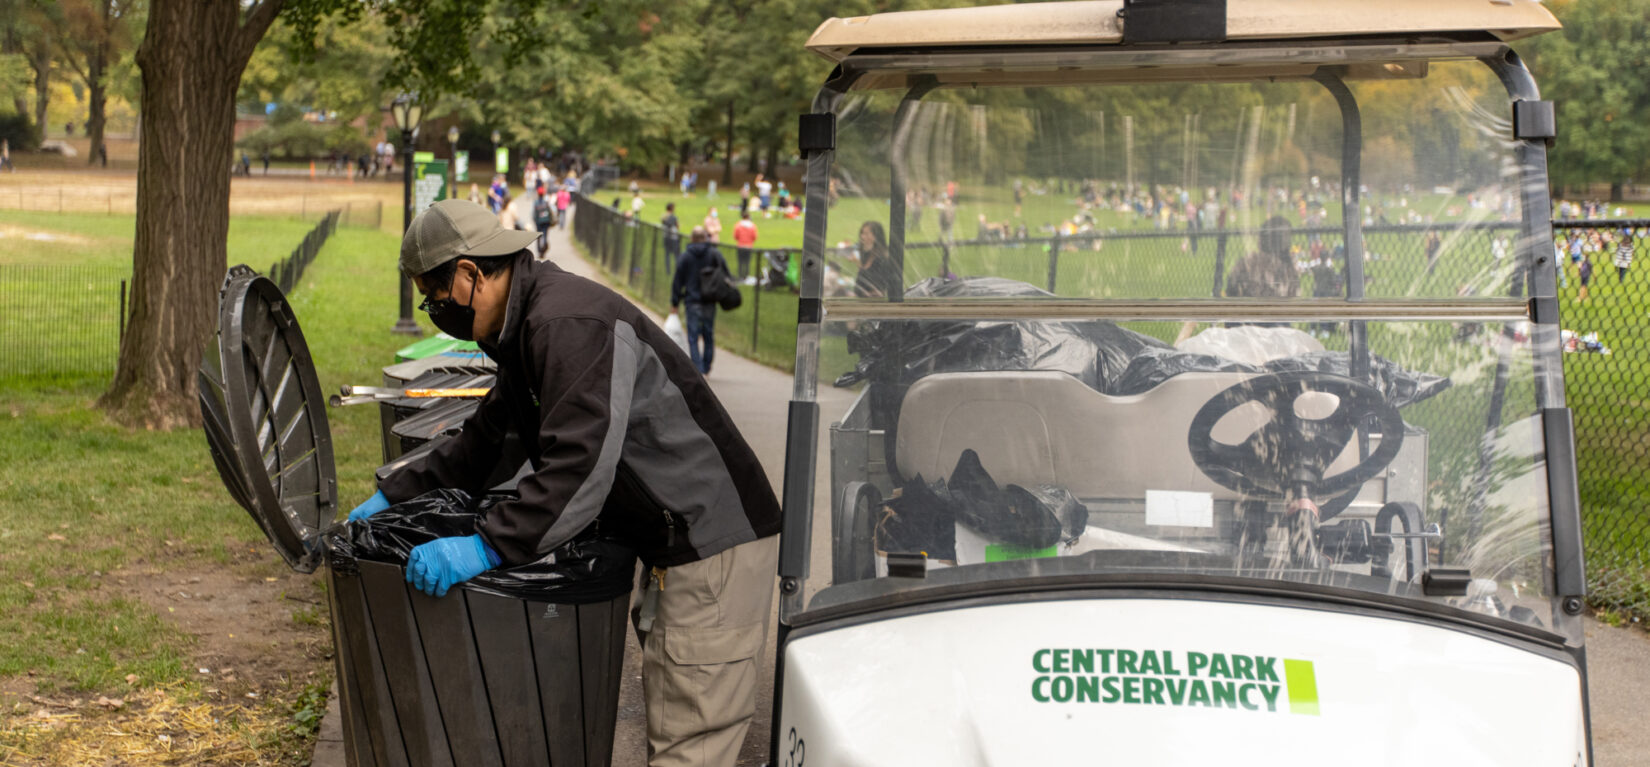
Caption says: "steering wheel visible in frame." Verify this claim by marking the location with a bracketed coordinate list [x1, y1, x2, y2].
[1187, 370, 1404, 501]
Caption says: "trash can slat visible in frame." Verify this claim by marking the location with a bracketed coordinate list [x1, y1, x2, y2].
[329, 583, 382, 767]
[577, 596, 628, 765]
[528, 600, 587, 766]
[467, 592, 552, 767]
[331, 570, 412, 767]
[360, 562, 457, 767]
[411, 587, 506, 767]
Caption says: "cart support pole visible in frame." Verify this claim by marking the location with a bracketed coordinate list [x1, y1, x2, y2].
[1312, 70, 1368, 383]
[889, 78, 939, 292]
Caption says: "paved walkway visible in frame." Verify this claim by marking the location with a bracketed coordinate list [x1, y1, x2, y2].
[314, 209, 1650, 767]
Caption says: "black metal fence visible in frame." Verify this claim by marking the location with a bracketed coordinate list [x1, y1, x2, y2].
[268, 209, 341, 293]
[0, 209, 343, 381]
[0, 263, 131, 378]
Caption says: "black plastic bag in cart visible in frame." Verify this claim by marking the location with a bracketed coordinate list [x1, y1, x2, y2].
[325, 488, 636, 604]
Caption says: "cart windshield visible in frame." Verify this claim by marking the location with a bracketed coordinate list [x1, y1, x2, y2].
[787, 54, 1573, 638]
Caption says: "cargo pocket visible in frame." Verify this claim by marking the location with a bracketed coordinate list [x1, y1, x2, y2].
[663, 623, 764, 666]
[650, 623, 767, 741]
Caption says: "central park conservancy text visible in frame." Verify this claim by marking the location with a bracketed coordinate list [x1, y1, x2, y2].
[1030, 649, 1288, 712]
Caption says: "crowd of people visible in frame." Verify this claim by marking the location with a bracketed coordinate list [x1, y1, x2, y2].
[461, 154, 587, 255]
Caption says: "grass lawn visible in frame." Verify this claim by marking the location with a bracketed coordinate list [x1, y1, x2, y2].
[0, 212, 331, 380]
[0, 220, 413, 764]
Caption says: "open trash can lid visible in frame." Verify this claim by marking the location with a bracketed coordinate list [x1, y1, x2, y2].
[199, 265, 336, 573]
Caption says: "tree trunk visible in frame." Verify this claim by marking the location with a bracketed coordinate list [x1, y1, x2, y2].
[764, 143, 779, 179]
[86, 45, 107, 166]
[745, 142, 759, 174]
[722, 101, 734, 186]
[1610, 181, 1624, 203]
[101, 0, 283, 428]
[30, 50, 49, 143]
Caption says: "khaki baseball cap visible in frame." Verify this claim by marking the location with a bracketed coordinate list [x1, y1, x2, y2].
[399, 199, 539, 278]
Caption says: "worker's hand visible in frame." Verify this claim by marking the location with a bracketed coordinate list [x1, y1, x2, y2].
[346, 490, 390, 523]
[406, 535, 500, 597]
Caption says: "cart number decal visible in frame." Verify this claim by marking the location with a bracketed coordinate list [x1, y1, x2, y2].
[784, 727, 806, 767]
[1029, 648, 1320, 716]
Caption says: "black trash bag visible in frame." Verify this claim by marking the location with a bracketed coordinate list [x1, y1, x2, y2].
[834, 277, 1168, 389]
[876, 450, 1073, 554]
[875, 474, 958, 561]
[325, 488, 636, 604]
[948, 450, 1066, 549]
[1003, 483, 1089, 545]
[1108, 346, 1450, 408]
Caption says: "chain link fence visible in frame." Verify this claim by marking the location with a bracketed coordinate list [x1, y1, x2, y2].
[0, 209, 343, 381]
[1553, 219, 1650, 622]
[566, 163, 1647, 622]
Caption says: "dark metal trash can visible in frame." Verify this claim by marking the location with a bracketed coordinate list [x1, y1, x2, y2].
[200, 267, 632, 767]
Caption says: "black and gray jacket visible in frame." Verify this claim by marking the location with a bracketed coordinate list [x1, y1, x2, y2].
[378, 253, 781, 567]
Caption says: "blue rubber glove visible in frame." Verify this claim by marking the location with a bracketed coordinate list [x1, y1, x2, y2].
[347, 490, 390, 523]
[406, 535, 501, 597]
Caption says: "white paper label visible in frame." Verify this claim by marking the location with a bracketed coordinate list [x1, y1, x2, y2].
[1145, 490, 1214, 528]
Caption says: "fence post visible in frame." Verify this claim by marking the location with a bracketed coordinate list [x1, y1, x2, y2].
[1047, 231, 1061, 292]
[1212, 232, 1228, 297]
[118, 279, 127, 344]
[751, 274, 760, 354]
[648, 231, 659, 300]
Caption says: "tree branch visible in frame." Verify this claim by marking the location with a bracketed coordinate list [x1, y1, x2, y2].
[236, 0, 288, 65]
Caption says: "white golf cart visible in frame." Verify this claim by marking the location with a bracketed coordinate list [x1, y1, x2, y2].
[772, 2, 1590, 765]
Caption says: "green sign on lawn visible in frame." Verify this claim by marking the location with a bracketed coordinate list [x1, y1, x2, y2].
[455, 152, 469, 183]
[413, 151, 436, 164]
[495, 147, 509, 174]
[414, 159, 449, 214]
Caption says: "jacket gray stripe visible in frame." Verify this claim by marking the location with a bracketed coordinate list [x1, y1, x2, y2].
[623, 340, 753, 553]
[534, 319, 640, 555]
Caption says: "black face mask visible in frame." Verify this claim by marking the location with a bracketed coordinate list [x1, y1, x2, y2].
[420, 271, 479, 341]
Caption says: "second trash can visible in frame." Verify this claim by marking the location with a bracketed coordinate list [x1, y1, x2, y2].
[199, 267, 634, 767]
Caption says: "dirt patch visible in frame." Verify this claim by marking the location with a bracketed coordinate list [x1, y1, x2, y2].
[0, 224, 95, 246]
[114, 555, 333, 703]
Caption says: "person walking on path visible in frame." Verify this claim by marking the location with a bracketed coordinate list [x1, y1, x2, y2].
[1614, 231, 1635, 282]
[349, 200, 781, 767]
[671, 225, 730, 375]
[732, 211, 759, 280]
[662, 203, 682, 265]
[555, 184, 571, 229]
[0, 138, 12, 173]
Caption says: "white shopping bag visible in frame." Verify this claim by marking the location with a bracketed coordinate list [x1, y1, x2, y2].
[663, 312, 689, 353]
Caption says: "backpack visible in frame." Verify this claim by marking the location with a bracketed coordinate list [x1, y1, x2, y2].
[534, 196, 554, 228]
[698, 261, 743, 311]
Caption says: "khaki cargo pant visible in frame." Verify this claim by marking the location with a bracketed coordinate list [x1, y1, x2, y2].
[636, 535, 778, 767]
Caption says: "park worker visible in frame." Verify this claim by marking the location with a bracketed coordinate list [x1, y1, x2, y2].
[348, 198, 782, 766]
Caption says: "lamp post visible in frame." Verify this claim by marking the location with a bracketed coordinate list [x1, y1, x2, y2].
[447, 125, 461, 201]
[491, 129, 501, 180]
[390, 94, 424, 336]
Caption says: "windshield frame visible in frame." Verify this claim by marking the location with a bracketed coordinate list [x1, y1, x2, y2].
[779, 41, 1584, 644]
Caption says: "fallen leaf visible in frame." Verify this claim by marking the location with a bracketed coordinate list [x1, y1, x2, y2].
[124, 674, 139, 686]
[46, 534, 66, 542]
[94, 696, 123, 710]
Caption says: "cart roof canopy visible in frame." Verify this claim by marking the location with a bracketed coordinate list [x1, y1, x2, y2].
[805, 0, 1560, 64]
